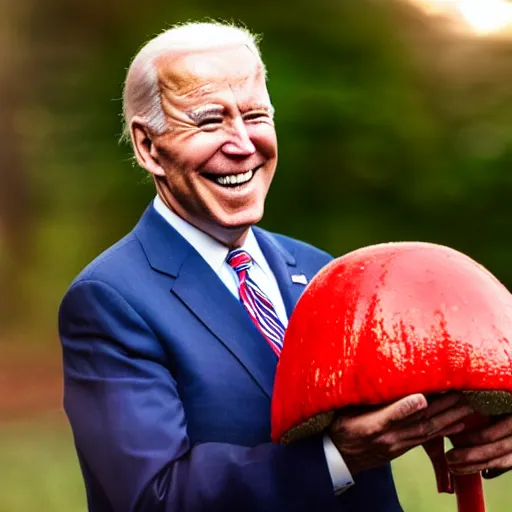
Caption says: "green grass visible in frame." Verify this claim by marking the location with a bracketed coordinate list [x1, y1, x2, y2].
[393, 447, 512, 511]
[1, 413, 511, 511]
[0, 414, 86, 512]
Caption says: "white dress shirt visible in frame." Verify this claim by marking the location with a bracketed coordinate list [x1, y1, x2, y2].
[153, 195, 354, 495]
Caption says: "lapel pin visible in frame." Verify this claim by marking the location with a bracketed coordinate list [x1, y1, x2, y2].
[291, 274, 308, 285]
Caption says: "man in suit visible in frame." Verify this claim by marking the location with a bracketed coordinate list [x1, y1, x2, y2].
[59, 21, 507, 512]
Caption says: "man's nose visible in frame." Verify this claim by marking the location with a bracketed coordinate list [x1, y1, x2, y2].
[222, 119, 256, 156]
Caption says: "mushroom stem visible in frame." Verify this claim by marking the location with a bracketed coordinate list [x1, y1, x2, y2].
[450, 413, 490, 512]
[453, 474, 485, 512]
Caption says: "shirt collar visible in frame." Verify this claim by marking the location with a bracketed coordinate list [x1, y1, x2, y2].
[241, 229, 269, 275]
[153, 195, 269, 276]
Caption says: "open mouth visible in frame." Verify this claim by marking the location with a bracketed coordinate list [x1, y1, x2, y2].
[203, 165, 262, 188]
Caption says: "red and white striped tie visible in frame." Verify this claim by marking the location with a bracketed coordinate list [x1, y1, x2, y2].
[227, 249, 285, 356]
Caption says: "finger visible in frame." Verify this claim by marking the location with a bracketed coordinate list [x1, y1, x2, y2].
[402, 392, 468, 432]
[379, 394, 429, 427]
[380, 432, 441, 459]
[450, 414, 512, 447]
[404, 392, 465, 433]
[362, 394, 428, 437]
[392, 408, 428, 428]
[448, 453, 512, 476]
[446, 435, 512, 466]
[397, 404, 474, 442]
[482, 468, 509, 479]
[436, 420, 469, 438]
[332, 394, 428, 438]
[424, 392, 465, 419]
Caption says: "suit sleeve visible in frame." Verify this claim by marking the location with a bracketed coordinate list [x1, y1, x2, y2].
[59, 279, 341, 512]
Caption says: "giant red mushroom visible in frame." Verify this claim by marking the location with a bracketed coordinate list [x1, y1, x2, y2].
[271, 242, 512, 512]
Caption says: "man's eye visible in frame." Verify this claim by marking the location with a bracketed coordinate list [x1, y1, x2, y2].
[243, 112, 269, 122]
[198, 118, 223, 128]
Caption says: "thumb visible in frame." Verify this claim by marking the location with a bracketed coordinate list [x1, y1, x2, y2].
[374, 394, 428, 431]
[333, 394, 428, 438]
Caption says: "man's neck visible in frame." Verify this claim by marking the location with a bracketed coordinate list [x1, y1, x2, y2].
[155, 192, 251, 249]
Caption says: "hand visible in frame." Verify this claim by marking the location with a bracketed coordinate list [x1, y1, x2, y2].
[329, 392, 474, 475]
[446, 413, 512, 478]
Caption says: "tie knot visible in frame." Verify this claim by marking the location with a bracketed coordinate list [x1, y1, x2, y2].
[227, 249, 253, 274]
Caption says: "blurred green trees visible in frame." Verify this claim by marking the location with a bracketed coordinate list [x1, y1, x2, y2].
[2, 0, 512, 338]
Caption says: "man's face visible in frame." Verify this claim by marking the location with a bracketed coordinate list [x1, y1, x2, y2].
[145, 45, 277, 244]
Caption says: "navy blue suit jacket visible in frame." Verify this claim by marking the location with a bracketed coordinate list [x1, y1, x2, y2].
[59, 204, 403, 512]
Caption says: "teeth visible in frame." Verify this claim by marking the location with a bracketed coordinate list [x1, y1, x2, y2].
[215, 170, 254, 186]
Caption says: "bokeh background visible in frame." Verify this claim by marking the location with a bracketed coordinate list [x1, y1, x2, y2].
[1, 0, 512, 510]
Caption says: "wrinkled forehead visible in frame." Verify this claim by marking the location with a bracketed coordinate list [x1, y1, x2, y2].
[156, 45, 267, 100]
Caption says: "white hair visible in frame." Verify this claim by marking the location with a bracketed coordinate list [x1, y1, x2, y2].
[121, 21, 265, 145]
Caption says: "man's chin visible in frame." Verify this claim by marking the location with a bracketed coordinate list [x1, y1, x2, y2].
[218, 212, 263, 231]
[206, 210, 263, 245]
[210, 202, 263, 226]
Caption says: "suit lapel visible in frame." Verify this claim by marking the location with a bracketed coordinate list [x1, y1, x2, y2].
[134, 206, 279, 398]
[171, 252, 279, 398]
[253, 227, 306, 320]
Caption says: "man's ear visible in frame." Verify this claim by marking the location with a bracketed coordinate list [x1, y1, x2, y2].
[130, 116, 166, 177]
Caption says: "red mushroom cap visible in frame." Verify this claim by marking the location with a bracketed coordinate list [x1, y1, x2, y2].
[271, 242, 512, 443]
